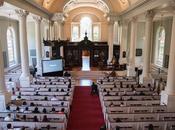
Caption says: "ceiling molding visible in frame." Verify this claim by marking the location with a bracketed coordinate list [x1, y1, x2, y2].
[120, 0, 174, 19]
[4, 0, 51, 19]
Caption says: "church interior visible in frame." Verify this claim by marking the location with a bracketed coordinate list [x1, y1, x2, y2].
[0, 0, 175, 130]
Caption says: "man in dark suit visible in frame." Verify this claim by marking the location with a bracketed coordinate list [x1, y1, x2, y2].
[91, 82, 98, 95]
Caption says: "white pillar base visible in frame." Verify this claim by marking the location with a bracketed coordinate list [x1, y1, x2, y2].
[36, 66, 42, 76]
[161, 90, 175, 112]
[127, 66, 136, 77]
[0, 92, 11, 111]
[19, 75, 32, 87]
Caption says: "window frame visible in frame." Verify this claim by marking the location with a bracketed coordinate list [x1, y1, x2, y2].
[7, 27, 16, 67]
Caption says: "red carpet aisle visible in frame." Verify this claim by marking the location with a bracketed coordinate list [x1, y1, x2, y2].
[67, 86, 105, 130]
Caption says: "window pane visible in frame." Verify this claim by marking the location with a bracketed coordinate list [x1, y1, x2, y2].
[7, 28, 16, 66]
[156, 28, 165, 66]
[72, 25, 79, 41]
[80, 17, 92, 40]
[93, 25, 100, 41]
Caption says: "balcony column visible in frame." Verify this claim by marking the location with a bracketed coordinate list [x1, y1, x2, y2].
[127, 17, 137, 76]
[161, 15, 175, 111]
[33, 16, 42, 75]
[16, 10, 32, 87]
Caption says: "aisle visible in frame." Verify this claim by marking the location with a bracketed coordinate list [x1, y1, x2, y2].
[67, 86, 105, 130]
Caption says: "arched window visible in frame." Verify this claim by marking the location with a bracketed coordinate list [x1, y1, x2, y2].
[80, 17, 92, 40]
[155, 27, 165, 67]
[7, 27, 16, 66]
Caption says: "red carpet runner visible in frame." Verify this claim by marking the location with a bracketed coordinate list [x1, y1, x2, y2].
[67, 86, 105, 130]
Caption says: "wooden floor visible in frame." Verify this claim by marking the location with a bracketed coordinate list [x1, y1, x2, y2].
[72, 67, 100, 71]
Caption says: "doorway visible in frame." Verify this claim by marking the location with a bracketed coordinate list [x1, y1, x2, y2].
[82, 50, 90, 71]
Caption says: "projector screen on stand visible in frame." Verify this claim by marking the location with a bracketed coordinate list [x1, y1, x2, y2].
[42, 59, 63, 76]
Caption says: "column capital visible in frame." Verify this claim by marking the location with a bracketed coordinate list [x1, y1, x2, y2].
[33, 16, 42, 23]
[145, 10, 155, 19]
[120, 19, 129, 26]
[15, 10, 29, 18]
[130, 17, 137, 22]
[51, 13, 65, 23]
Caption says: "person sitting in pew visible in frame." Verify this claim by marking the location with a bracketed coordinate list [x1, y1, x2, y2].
[24, 107, 32, 113]
[6, 106, 11, 112]
[48, 88, 51, 92]
[120, 102, 125, 107]
[42, 108, 47, 113]
[65, 92, 69, 96]
[4, 114, 13, 121]
[61, 88, 65, 92]
[148, 124, 154, 130]
[50, 107, 56, 113]
[51, 95, 58, 101]
[22, 115, 27, 121]
[22, 102, 28, 107]
[7, 123, 14, 130]
[105, 91, 111, 96]
[16, 95, 22, 100]
[116, 126, 120, 130]
[42, 115, 49, 122]
[131, 85, 135, 91]
[30, 102, 35, 106]
[33, 116, 39, 122]
[115, 118, 122, 122]
[128, 97, 134, 101]
[14, 115, 21, 121]
[139, 91, 145, 96]
[34, 91, 40, 96]
[103, 89, 107, 92]
[32, 107, 40, 113]
[44, 97, 48, 101]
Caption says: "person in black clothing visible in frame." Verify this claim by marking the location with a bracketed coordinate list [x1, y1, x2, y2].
[91, 82, 98, 95]
[116, 126, 120, 130]
[42, 115, 49, 122]
[42, 108, 47, 113]
[148, 124, 154, 130]
[33, 107, 40, 113]
[33, 116, 38, 122]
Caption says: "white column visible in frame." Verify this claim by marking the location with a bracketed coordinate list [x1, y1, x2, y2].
[0, 36, 11, 110]
[108, 21, 115, 62]
[161, 15, 175, 111]
[143, 11, 154, 78]
[16, 10, 31, 87]
[113, 21, 118, 45]
[120, 20, 128, 64]
[127, 17, 137, 76]
[33, 16, 42, 75]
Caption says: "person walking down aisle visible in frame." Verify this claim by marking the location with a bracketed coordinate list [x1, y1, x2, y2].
[91, 82, 98, 95]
